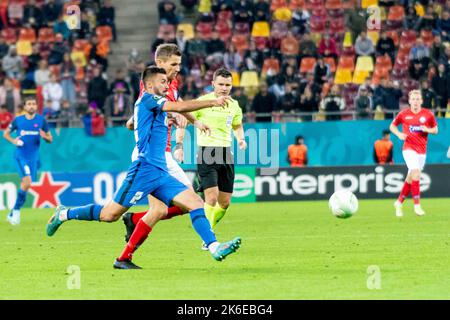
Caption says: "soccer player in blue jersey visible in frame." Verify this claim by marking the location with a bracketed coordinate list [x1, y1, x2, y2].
[46, 66, 241, 269]
[3, 96, 53, 225]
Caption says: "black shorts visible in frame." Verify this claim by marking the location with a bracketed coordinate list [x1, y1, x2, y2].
[196, 147, 235, 193]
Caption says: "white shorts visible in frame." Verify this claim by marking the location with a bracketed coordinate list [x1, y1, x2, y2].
[165, 152, 191, 186]
[402, 149, 426, 172]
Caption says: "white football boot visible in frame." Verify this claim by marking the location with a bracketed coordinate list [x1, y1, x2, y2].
[394, 201, 403, 218]
[6, 210, 20, 226]
[414, 204, 425, 216]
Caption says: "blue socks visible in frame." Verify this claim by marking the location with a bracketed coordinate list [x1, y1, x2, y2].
[190, 208, 217, 246]
[13, 189, 27, 210]
[67, 204, 102, 221]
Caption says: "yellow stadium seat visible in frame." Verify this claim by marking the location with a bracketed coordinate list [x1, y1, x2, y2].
[177, 23, 195, 40]
[251, 21, 270, 38]
[380, 6, 387, 20]
[17, 40, 32, 56]
[367, 30, 379, 46]
[310, 32, 322, 45]
[355, 56, 374, 72]
[231, 71, 240, 87]
[273, 7, 292, 22]
[70, 51, 87, 68]
[361, 0, 378, 8]
[334, 69, 352, 84]
[240, 71, 259, 87]
[352, 70, 369, 84]
[343, 31, 353, 47]
[198, 0, 212, 14]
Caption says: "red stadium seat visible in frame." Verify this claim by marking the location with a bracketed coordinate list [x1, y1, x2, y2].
[394, 55, 409, 70]
[262, 58, 280, 75]
[387, 5, 405, 21]
[372, 67, 390, 85]
[289, 0, 305, 10]
[234, 22, 250, 36]
[271, 21, 289, 39]
[18, 27, 36, 42]
[338, 55, 355, 71]
[400, 29, 417, 43]
[324, 57, 336, 72]
[329, 17, 345, 35]
[328, 8, 345, 18]
[341, 0, 356, 8]
[96, 25, 113, 43]
[1, 28, 17, 44]
[386, 30, 399, 46]
[299, 57, 317, 73]
[215, 20, 232, 42]
[217, 10, 232, 22]
[305, 0, 324, 10]
[231, 34, 249, 52]
[420, 30, 434, 47]
[325, 0, 342, 9]
[375, 55, 393, 71]
[342, 46, 355, 57]
[281, 36, 299, 55]
[38, 27, 54, 43]
[253, 37, 268, 51]
[309, 16, 326, 33]
[196, 22, 213, 39]
[270, 0, 287, 11]
[311, 7, 327, 19]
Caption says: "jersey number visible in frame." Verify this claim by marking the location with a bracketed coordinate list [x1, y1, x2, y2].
[130, 191, 143, 205]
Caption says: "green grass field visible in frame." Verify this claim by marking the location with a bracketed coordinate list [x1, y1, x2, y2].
[1, 199, 450, 300]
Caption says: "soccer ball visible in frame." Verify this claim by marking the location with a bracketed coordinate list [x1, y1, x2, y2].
[329, 190, 358, 219]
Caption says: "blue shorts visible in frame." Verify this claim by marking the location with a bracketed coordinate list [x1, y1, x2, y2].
[15, 157, 40, 181]
[114, 160, 188, 208]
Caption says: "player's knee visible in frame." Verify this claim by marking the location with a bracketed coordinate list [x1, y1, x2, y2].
[100, 210, 121, 222]
[188, 195, 205, 211]
[206, 195, 218, 206]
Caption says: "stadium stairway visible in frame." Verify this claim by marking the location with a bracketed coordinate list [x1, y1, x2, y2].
[108, 0, 159, 79]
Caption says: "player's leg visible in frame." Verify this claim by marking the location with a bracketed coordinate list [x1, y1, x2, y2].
[197, 162, 220, 225]
[210, 163, 235, 229]
[8, 158, 34, 225]
[394, 150, 416, 217]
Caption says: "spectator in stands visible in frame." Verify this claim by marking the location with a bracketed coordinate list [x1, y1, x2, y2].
[26, 44, 41, 72]
[355, 31, 375, 60]
[439, 46, 450, 69]
[278, 84, 299, 122]
[299, 33, 317, 59]
[53, 15, 71, 41]
[253, 0, 270, 22]
[404, 5, 421, 30]
[82, 101, 106, 136]
[243, 41, 263, 72]
[298, 86, 318, 121]
[436, 10, 450, 41]
[185, 32, 207, 64]
[43, 0, 62, 26]
[89, 35, 109, 71]
[212, 0, 233, 13]
[418, 5, 437, 31]
[420, 79, 436, 110]
[206, 31, 226, 67]
[409, 60, 428, 80]
[251, 82, 277, 122]
[0, 36, 9, 60]
[0, 78, 21, 113]
[97, 0, 116, 42]
[382, 80, 402, 119]
[104, 83, 133, 126]
[291, 9, 310, 35]
[0, 104, 13, 130]
[23, 0, 44, 30]
[61, 53, 76, 106]
[269, 75, 285, 101]
[180, 75, 200, 100]
[34, 59, 51, 87]
[318, 34, 338, 60]
[109, 69, 131, 95]
[2, 46, 23, 80]
[288, 135, 308, 167]
[151, 32, 177, 53]
[409, 38, 430, 69]
[233, 0, 254, 23]
[176, 30, 187, 53]
[430, 34, 446, 66]
[233, 87, 249, 112]
[57, 100, 74, 128]
[354, 85, 373, 119]
[299, 72, 321, 101]
[313, 56, 330, 86]
[223, 44, 242, 72]
[181, 0, 197, 11]
[284, 65, 300, 92]
[376, 31, 396, 64]
[48, 33, 69, 65]
[43, 73, 63, 112]
[345, 8, 366, 40]
[88, 67, 108, 112]
[431, 63, 449, 112]
[74, 12, 93, 40]
[158, 1, 180, 25]
[373, 130, 393, 165]
[320, 85, 345, 121]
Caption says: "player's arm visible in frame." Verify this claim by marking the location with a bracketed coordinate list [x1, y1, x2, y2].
[232, 123, 247, 150]
[420, 125, 438, 135]
[389, 121, 407, 141]
[3, 127, 22, 146]
[126, 116, 134, 131]
[162, 96, 230, 113]
[40, 119, 53, 143]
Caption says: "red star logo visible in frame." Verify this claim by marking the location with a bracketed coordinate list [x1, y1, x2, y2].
[29, 172, 71, 208]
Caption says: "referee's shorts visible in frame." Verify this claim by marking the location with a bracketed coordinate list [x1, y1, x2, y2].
[196, 146, 235, 193]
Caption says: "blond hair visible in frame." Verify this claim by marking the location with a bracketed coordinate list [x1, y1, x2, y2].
[155, 44, 182, 61]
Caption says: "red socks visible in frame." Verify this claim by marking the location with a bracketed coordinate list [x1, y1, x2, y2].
[397, 182, 411, 203]
[411, 180, 420, 205]
[118, 220, 152, 261]
[131, 206, 184, 224]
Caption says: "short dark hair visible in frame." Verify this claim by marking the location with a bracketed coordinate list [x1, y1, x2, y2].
[141, 66, 166, 83]
[23, 96, 37, 104]
[382, 130, 390, 136]
[213, 68, 232, 80]
[155, 44, 182, 61]
[296, 135, 304, 141]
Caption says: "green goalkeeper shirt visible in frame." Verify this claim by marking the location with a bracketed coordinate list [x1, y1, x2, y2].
[193, 92, 243, 147]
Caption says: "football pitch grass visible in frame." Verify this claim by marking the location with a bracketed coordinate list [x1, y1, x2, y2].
[1, 199, 450, 300]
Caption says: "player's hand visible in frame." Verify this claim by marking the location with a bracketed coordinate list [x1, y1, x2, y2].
[238, 139, 247, 150]
[174, 113, 188, 129]
[420, 125, 429, 133]
[397, 132, 408, 140]
[173, 143, 184, 162]
[126, 117, 134, 131]
[215, 95, 231, 108]
[13, 137, 23, 147]
[194, 120, 211, 136]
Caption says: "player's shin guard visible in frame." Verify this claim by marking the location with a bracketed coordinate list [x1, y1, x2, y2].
[204, 203, 215, 226]
[397, 182, 411, 203]
[212, 205, 227, 229]
[411, 180, 420, 205]
[190, 208, 217, 246]
[13, 189, 27, 210]
[67, 204, 102, 221]
[118, 220, 152, 261]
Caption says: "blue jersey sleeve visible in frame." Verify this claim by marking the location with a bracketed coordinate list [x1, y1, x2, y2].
[41, 118, 49, 133]
[8, 118, 17, 133]
[141, 94, 167, 112]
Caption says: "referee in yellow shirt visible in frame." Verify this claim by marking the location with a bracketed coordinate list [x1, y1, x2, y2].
[192, 68, 247, 237]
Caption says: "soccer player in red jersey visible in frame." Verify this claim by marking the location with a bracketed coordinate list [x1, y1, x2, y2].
[390, 90, 438, 217]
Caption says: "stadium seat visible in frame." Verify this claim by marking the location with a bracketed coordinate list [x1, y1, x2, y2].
[215, 20, 232, 42]
[96, 25, 113, 43]
[309, 16, 326, 33]
[273, 7, 292, 22]
[234, 22, 250, 35]
[231, 34, 249, 52]
[270, 0, 287, 11]
[73, 39, 91, 57]
[18, 28, 36, 42]
[71, 51, 87, 68]
[289, 0, 305, 10]
[262, 58, 280, 76]
[371, 67, 390, 85]
[328, 8, 345, 18]
[342, 46, 355, 57]
[16, 40, 32, 56]
[400, 29, 417, 43]
[334, 69, 352, 84]
[251, 21, 270, 38]
[367, 30, 379, 45]
[361, 0, 378, 8]
[253, 37, 268, 51]
[305, 0, 324, 10]
[375, 55, 392, 71]
[38, 28, 54, 43]
[196, 22, 213, 39]
[325, 0, 342, 9]
[198, 0, 211, 13]
[394, 55, 409, 70]
[386, 30, 399, 46]
[343, 32, 353, 47]
[281, 36, 300, 55]
[324, 57, 336, 72]
[391, 67, 407, 81]
[271, 21, 289, 39]
[330, 17, 345, 35]
[240, 71, 259, 87]
[341, 0, 356, 9]
[338, 56, 355, 71]
[299, 57, 316, 73]
[311, 7, 327, 19]
[420, 30, 434, 47]
[397, 42, 412, 59]
[231, 71, 240, 87]
[355, 56, 374, 72]
[352, 70, 369, 84]
[217, 10, 232, 22]
[177, 23, 194, 40]
[1, 28, 17, 44]
[387, 5, 405, 21]
[75, 66, 85, 81]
